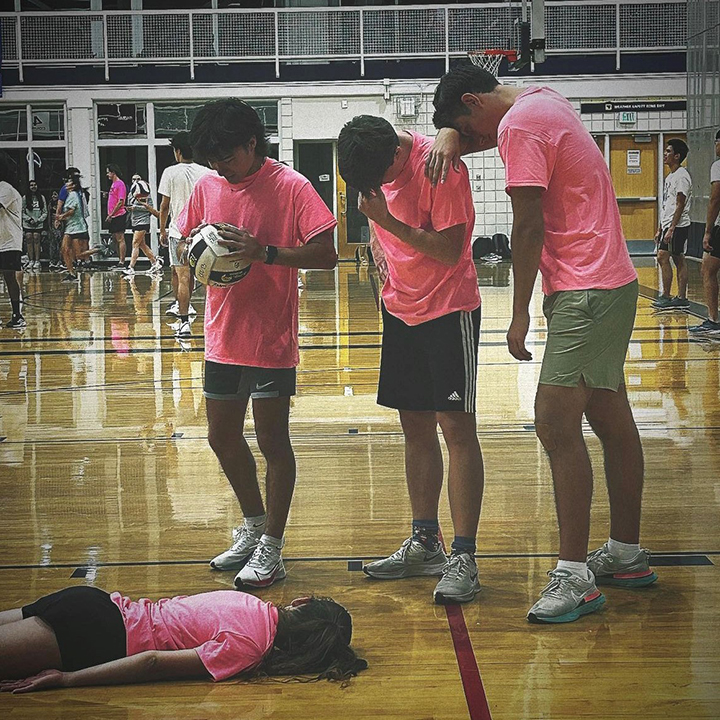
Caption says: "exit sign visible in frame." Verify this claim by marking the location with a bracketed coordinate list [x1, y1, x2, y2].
[619, 111, 637, 125]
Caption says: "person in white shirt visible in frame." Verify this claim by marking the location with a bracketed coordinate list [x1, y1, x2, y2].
[0, 151, 25, 329]
[653, 138, 692, 310]
[689, 129, 720, 337]
[157, 132, 214, 337]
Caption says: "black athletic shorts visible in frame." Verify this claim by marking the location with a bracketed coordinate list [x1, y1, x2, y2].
[22, 586, 127, 672]
[707, 226, 720, 259]
[204, 360, 296, 400]
[0, 250, 22, 272]
[658, 225, 689, 254]
[132, 224, 151, 233]
[378, 303, 481, 413]
[108, 215, 127, 234]
[68, 232, 89, 241]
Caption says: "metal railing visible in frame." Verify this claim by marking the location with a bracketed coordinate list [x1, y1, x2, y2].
[0, 0, 686, 83]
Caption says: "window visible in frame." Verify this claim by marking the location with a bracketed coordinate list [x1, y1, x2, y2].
[154, 101, 279, 138]
[97, 103, 147, 138]
[31, 107, 65, 141]
[0, 107, 28, 142]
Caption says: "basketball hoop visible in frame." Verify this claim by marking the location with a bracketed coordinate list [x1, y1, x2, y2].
[467, 49, 518, 76]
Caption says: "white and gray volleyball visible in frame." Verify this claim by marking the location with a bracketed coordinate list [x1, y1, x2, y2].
[187, 224, 251, 287]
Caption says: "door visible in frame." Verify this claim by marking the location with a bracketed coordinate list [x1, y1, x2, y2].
[609, 135, 658, 243]
[294, 141, 337, 247]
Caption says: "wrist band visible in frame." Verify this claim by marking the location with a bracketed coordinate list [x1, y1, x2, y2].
[264, 245, 278, 265]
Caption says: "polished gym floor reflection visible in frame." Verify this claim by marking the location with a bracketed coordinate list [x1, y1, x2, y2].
[0, 260, 718, 719]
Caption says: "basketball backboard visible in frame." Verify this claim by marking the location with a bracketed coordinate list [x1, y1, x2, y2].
[508, 0, 545, 72]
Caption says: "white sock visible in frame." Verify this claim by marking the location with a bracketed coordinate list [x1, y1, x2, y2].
[556, 560, 590, 581]
[607, 538, 640, 560]
[244, 514, 266, 533]
[259, 533, 283, 549]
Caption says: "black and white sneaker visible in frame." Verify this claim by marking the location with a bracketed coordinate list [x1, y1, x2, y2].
[6, 315, 26, 329]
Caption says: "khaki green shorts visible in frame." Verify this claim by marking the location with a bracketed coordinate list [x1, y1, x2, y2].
[539, 279, 638, 390]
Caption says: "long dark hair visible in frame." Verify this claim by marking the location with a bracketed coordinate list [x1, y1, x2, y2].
[25, 181, 46, 211]
[250, 597, 367, 682]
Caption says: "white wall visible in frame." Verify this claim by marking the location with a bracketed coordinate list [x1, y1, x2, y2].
[1, 72, 689, 242]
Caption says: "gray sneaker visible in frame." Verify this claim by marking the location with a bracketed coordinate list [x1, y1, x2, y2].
[689, 319, 720, 337]
[433, 552, 480, 604]
[363, 538, 447, 579]
[210, 522, 264, 571]
[652, 295, 673, 309]
[527, 569, 605, 624]
[668, 296, 690, 309]
[587, 543, 658, 587]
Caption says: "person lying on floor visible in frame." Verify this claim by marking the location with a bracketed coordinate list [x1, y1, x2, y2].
[0, 586, 367, 693]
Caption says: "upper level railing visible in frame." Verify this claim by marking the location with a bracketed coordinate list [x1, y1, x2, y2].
[0, 0, 687, 83]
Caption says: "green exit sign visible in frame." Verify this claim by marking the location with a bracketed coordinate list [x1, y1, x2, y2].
[619, 111, 637, 125]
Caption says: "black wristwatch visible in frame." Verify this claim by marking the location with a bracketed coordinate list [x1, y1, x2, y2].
[264, 245, 278, 265]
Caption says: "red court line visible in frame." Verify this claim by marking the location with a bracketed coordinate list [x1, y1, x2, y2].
[445, 605, 493, 720]
[438, 529, 493, 720]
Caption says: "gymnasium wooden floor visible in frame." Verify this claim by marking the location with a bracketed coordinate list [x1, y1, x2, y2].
[0, 258, 718, 719]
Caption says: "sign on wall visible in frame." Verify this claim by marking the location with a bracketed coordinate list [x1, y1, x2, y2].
[581, 100, 686, 113]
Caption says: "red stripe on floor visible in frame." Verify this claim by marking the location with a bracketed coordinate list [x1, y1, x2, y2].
[445, 604, 493, 720]
[438, 527, 492, 720]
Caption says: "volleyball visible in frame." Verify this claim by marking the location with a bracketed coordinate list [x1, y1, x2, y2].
[187, 224, 251, 288]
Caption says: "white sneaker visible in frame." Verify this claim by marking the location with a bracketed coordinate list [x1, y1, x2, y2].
[123, 266, 136, 276]
[165, 301, 180, 317]
[150, 258, 164, 273]
[174, 320, 191, 338]
[234, 537, 286, 589]
[188, 303, 197, 316]
[210, 521, 264, 571]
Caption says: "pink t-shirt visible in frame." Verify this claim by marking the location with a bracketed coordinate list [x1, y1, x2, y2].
[110, 590, 279, 682]
[107, 179, 127, 217]
[498, 87, 637, 295]
[177, 159, 337, 367]
[373, 131, 480, 325]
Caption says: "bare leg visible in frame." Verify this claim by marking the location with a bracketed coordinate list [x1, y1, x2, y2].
[437, 411, 484, 538]
[252, 397, 296, 539]
[702, 255, 720, 322]
[535, 382, 595, 562]
[585, 385, 644, 544]
[206, 396, 265, 519]
[3, 270, 21, 312]
[175, 265, 191, 315]
[171, 266, 179, 300]
[61, 234, 74, 275]
[673, 253, 688, 299]
[656, 249, 673, 297]
[114, 231, 126, 265]
[0, 617, 63, 679]
[128, 231, 143, 270]
[138, 233, 157, 265]
[398, 410, 443, 521]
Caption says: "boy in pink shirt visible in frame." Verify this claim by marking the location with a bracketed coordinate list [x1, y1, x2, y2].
[430, 66, 656, 623]
[105, 164, 128, 271]
[177, 99, 337, 591]
[338, 115, 483, 605]
[0, 585, 366, 691]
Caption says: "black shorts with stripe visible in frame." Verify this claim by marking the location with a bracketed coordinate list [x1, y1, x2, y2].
[378, 303, 481, 413]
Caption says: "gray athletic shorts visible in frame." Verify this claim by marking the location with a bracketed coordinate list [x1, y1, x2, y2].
[168, 236, 187, 267]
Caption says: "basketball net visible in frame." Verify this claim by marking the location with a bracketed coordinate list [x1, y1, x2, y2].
[467, 49, 517, 76]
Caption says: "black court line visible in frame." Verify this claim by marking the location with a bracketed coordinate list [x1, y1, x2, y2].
[4, 335, 720, 360]
[0, 553, 713, 573]
[1, 423, 720, 446]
